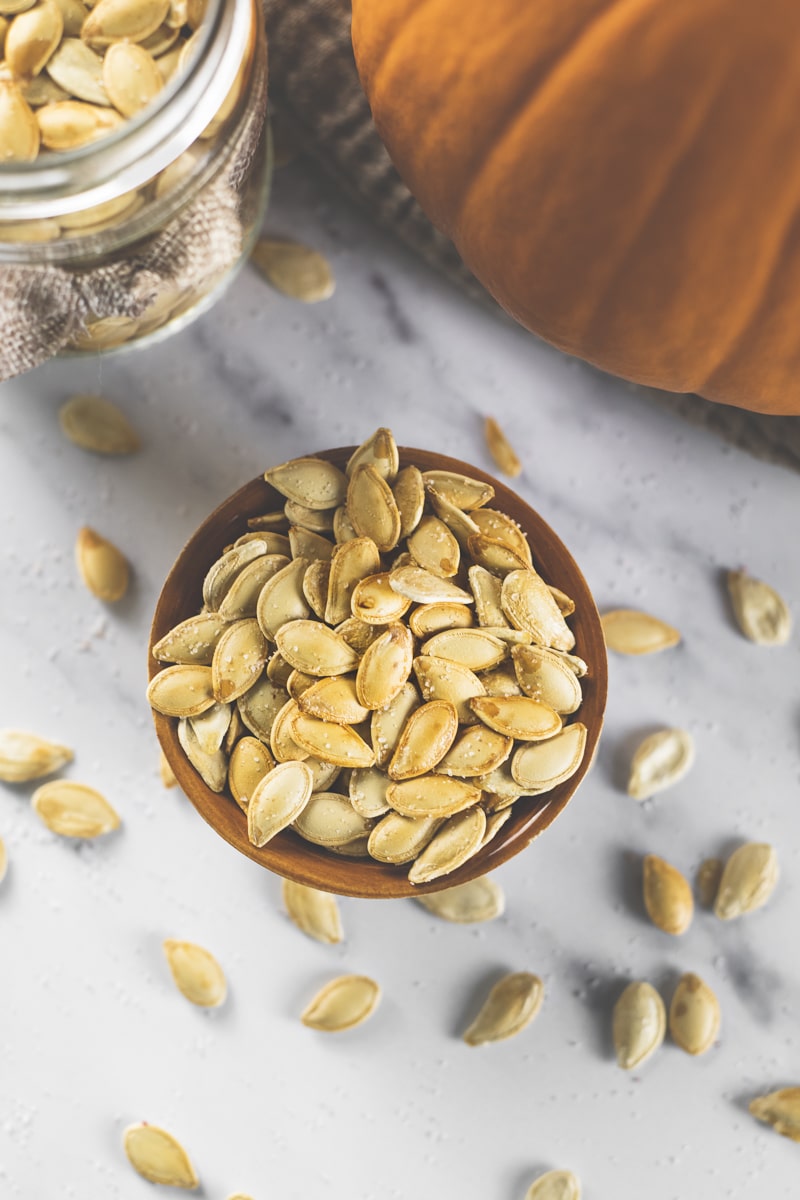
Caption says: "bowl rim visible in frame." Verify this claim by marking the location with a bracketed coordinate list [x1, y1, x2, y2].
[149, 444, 608, 898]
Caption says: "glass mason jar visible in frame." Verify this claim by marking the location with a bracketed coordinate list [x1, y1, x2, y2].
[0, 0, 270, 369]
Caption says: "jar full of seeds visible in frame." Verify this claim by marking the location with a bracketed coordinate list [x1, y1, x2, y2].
[0, 0, 270, 377]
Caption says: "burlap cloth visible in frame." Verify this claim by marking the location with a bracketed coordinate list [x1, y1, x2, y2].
[0, 27, 268, 381]
[265, 0, 800, 474]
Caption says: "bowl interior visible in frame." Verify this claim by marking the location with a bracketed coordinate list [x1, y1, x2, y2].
[149, 446, 608, 898]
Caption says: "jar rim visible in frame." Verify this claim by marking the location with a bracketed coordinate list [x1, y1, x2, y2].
[0, 0, 250, 222]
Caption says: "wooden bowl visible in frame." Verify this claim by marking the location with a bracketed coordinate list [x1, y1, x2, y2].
[149, 446, 608, 899]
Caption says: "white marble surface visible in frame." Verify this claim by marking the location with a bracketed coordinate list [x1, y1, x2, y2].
[1, 159, 799, 1200]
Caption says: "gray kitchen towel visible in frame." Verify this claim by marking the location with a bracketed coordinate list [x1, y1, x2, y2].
[265, 0, 800, 474]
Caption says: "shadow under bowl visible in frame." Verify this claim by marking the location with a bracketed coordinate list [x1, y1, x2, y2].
[148, 445, 608, 898]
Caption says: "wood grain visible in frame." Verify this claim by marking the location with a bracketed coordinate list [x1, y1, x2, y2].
[148, 446, 608, 898]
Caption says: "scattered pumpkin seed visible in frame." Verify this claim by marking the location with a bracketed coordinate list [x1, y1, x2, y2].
[669, 972, 720, 1055]
[727, 569, 791, 645]
[59, 393, 139, 453]
[75, 525, 129, 601]
[642, 854, 694, 935]
[463, 971, 544, 1045]
[416, 874, 504, 922]
[31, 780, 120, 837]
[627, 728, 694, 801]
[163, 938, 226, 1007]
[601, 608, 680, 655]
[524, 1169, 581, 1200]
[713, 842, 779, 920]
[749, 1088, 800, 1143]
[301, 974, 380, 1032]
[251, 238, 335, 302]
[483, 415, 521, 477]
[612, 980, 666, 1070]
[0, 729, 73, 782]
[247, 760, 313, 845]
[282, 879, 343, 944]
[123, 1122, 198, 1190]
[0, 835, 6, 885]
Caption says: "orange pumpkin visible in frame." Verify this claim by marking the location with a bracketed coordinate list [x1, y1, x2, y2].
[352, 0, 800, 415]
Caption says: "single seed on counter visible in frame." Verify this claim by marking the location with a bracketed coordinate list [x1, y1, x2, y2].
[0, 835, 7, 885]
[301, 974, 380, 1032]
[600, 608, 680, 655]
[282, 879, 343, 944]
[59, 393, 139, 454]
[627, 728, 694, 801]
[749, 1088, 800, 1143]
[669, 972, 720, 1056]
[75, 525, 129, 601]
[416, 874, 504, 923]
[163, 938, 226, 1007]
[523, 1169, 581, 1200]
[123, 1122, 199, 1190]
[0, 729, 73, 782]
[727, 569, 791, 645]
[642, 854, 694, 935]
[612, 980, 666, 1069]
[462, 971, 544, 1045]
[483, 415, 521, 477]
[713, 842, 779, 920]
[251, 238, 335, 302]
[31, 780, 120, 837]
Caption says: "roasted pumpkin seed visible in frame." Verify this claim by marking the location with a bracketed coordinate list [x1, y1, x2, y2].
[370, 680, 419, 767]
[437, 725, 513, 777]
[247, 760, 313, 846]
[511, 644, 582, 714]
[511, 723, 587, 791]
[351, 571, 411, 624]
[669, 972, 720, 1055]
[211, 619, 268, 703]
[265, 456, 347, 510]
[524, 1169, 581, 1200]
[728, 569, 791, 645]
[422, 469, 493, 510]
[228, 736, 274, 809]
[282, 879, 343, 944]
[346, 426, 398, 482]
[627, 728, 694, 801]
[601, 608, 680, 655]
[749, 1088, 800, 1143]
[294, 791, 372, 847]
[408, 806, 486, 883]
[324, 537, 381, 625]
[147, 664, 216, 718]
[291, 711, 375, 768]
[75, 525, 128, 601]
[612, 980, 666, 1069]
[392, 464, 425, 537]
[356, 621, 414, 710]
[163, 938, 226, 1007]
[642, 854, 693, 935]
[501, 568, 575, 650]
[416, 875, 504, 923]
[251, 238, 335, 302]
[463, 971, 544, 1045]
[470, 695, 561, 741]
[31, 780, 120, 837]
[275, 619, 359, 677]
[413, 654, 485, 724]
[298, 675, 371, 725]
[301, 974, 380, 1031]
[388, 699, 459, 780]
[389, 564, 473, 605]
[59, 392, 138, 452]
[0, 729, 73, 782]
[714, 842, 779, 920]
[367, 811, 440, 863]
[123, 1123, 198, 1190]
[484, 415, 521, 477]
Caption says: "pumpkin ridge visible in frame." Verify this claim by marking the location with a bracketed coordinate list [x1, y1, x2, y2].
[702, 204, 800, 406]
[570, 64, 729, 385]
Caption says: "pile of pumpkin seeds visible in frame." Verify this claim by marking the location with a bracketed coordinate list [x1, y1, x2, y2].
[0, 0, 210, 166]
[147, 426, 590, 884]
